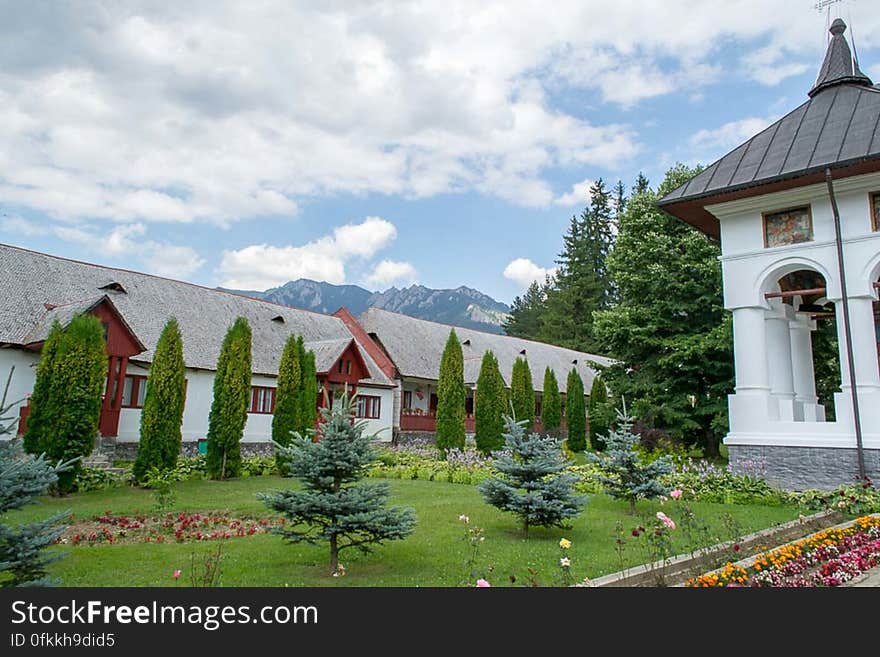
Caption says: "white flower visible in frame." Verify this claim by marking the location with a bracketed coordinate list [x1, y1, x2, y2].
[560, 557, 571, 568]
[459, 514, 470, 524]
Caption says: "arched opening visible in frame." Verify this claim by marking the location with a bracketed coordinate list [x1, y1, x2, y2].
[765, 269, 839, 421]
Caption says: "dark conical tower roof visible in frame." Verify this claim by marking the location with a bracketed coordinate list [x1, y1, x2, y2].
[809, 18, 872, 97]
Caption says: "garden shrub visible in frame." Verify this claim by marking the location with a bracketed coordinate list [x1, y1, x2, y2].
[73, 467, 132, 493]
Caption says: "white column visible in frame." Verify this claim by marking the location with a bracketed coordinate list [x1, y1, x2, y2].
[789, 314, 823, 421]
[732, 306, 771, 393]
[834, 296, 880, 390]
[729, 306, 775, 430]
[765, 300, 796, 420]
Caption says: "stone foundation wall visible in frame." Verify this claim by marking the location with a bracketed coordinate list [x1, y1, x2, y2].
[112, 441, 275, 461]
[728, 444, 880, 490]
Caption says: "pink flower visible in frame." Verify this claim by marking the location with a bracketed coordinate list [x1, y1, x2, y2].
[656, 511, 676, 530]
[173, 569, 181, 579]
[476, 579, 491, 588]
[670, 489, 683, 499]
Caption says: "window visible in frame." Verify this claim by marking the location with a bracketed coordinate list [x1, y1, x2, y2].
[346, 360, 352, 374]
[763, 205, 813, 247]
[872, 192, 880, 231]
[337, 360, 344, 374]
[250, 386, 276, 414]
[356, 395, 381, 419]
[121, 375, 147, 408]
[403, 390, 413, 410]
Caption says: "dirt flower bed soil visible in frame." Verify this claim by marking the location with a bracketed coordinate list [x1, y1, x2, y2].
[58, 511, 286, 546]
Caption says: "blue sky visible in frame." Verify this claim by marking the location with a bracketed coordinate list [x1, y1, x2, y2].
[1, 1, 879, 304]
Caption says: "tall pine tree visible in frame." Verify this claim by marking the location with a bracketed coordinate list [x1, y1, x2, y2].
[593, 165, 733, 457]
[435, 330, 465, 453]
[541, 367, 562, 436]
[503, 279, 549, 340]
[206, 317, 252, 480]
[260, 396, 416, 575]
[134, 318, 186, 482]
[565, 369, 587, 452]
[510, 357, 534, 428]
[474, 351, 506, 455]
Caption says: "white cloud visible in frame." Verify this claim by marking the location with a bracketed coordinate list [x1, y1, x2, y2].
[554, 178, 594, 207]
[219, 216, 399, 289]
[53, 222, 204, 278]
[690, 115, 779, 154]
[363, 260, 418, 289]
[503, 258, 556, 289]
[3, 0, 864, 229]
[0, 215, 49, 237]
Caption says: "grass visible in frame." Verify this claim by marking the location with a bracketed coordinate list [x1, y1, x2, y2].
[10, 477, 802, 587]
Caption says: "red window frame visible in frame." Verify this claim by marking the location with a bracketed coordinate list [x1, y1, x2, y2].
[121, 374, 148, 408]
[356, 395, 381, 419]
[250, 386, 276, 414]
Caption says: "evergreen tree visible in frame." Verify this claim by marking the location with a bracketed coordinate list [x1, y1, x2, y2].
[272, 334, 303, 468]
[22, 321, 64, 455]
[260, 396, 416, 575]
[565, 369, 587, 452]
[40, 315, 107, 493]
[542, 179, 617, 352]
[474, 351, 506, 455]
[503, 279, 549, 340]
[435, 329, 466, 453]
[541, 367, 562, 436]
[478, 417, 586, 535]
[588, 375, 611, 451]
[586, 403, 673, 514]
[593, 164, 733, 457]
[1, 369, 71, 586]
[633, 172, 651, 195]
[206, 317, 252, 480]
[510, 357, 535, 428]
[300, 348, 318, 434]
[133, 319, 186, 482]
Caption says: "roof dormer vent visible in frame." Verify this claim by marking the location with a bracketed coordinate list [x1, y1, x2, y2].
[271, 315, 285, 324]
[99, 281, 127, 294]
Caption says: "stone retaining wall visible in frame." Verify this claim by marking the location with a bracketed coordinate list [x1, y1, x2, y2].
[112, 441, 275, 461]
[728, 445, 880, 490]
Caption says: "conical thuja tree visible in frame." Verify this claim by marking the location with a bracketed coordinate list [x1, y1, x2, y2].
[510, 357, 535, 428]
[22, 321, 64, 456]
[585, 402, 672, 514]
[478, 417, 586, 535]
[565, 369, 587, 452]
[134, 318, 186, 482]
[474, 351, 506, 455]
[588, 375, 610, 451]
[300, 349, 317, 434]
[1, 368, 72, 586]
[41, 315, 107, 493]
[542, 367, 562, 436]
[260, 395, 416, 575]
[272, 334, 303, 470]
[436, 329, 465, 453]
[206, 317, 252, 480]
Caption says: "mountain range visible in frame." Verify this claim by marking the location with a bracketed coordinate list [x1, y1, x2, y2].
[223, 279, 511, 333]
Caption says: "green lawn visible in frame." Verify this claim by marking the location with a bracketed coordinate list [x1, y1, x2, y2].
[11, 477, 801, 586]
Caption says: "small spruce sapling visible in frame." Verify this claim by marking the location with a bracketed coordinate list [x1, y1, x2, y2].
[478, 416, 586, 536]
[259, 395, 416, 575]
[585, 401, 672, 514]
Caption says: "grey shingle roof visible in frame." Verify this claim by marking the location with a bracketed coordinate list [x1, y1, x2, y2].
[659, 19, 878, 216]
[24, 296, 105, 343]
[0, 244, 393, 386]
[358, 307, 612, 394]
[304, 338, 357, 373]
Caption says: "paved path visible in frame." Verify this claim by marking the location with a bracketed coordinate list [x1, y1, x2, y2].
[847, 565, 880, 587]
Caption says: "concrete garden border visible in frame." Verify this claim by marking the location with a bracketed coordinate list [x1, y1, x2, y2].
[579, 509, 841, 587]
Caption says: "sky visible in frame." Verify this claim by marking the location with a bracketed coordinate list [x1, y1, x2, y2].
[1, 1, 879, 304]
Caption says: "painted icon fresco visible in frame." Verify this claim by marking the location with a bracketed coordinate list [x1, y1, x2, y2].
[872, 192, 880, 231]
[764, 206, 812, 247]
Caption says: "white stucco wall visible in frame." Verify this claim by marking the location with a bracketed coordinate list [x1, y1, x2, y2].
[401, 379, 435, 413]
[0, 348, 40, 435]
[707, 170, 880, 450]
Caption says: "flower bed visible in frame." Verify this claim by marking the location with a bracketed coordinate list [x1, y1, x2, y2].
[687, 515, 880, 587]
[58, 511, 285, 546]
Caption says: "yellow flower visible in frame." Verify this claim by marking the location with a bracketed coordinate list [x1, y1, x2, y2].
[559, 538, 572, 550]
